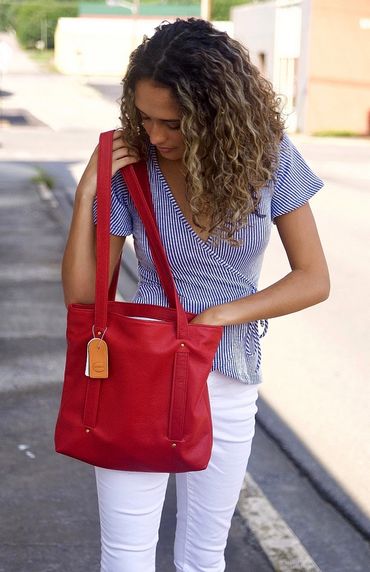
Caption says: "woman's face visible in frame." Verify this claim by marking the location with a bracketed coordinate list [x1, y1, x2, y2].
[134, 79, 185, 162]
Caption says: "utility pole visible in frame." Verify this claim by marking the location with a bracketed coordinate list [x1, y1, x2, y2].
[41, 18, 48, 50]
[200, 0, 211, 21]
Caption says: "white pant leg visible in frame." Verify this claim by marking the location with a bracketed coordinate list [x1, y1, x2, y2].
[94, 467, 169, 572]
[174, 370, 259, 572]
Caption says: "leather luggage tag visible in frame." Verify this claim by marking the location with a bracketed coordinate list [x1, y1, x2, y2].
[86, 338, 109, 379]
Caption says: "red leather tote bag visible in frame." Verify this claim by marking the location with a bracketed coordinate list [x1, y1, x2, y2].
[54, 130, 223, 472]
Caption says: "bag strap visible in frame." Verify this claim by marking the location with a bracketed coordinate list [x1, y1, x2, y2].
[106, 161, 152, 302]
[121, 161, 177, 308]
[107, 253, 121, 301]
[94, 129, 189, 340]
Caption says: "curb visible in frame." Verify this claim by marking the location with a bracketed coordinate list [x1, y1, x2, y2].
[256, 400, 370, 541]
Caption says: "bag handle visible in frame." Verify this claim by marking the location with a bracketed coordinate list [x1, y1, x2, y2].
[121, 161, 178, 308]
[94, 130, 190, 340]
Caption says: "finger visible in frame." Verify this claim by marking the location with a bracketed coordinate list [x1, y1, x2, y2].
[112, 137, 127, 151]
[113, 129, 124, 140]
[113, 147, 139, 161]
[112, 139, 137, 156]
[112, 155, 140, 175]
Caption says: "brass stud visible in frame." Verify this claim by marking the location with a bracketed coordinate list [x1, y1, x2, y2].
[180, 343, 185, 348]
[171, 443, 177, 448]
[85, 429, 90, 433]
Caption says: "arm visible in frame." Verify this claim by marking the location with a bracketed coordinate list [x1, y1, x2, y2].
[61, 130, 139, 308]
[191, 202, 330, 326]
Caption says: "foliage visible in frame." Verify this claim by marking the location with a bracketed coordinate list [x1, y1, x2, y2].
[0, 0, 257, 44]
[31, 167, 55, 190]
[313, 130, 364, 138]
[212, 0, 253, 21]
[15, 2, 78, 49]
[0, 2, 78, 47]
[27, 48, 57, 71]
[0, 2, 13, 31]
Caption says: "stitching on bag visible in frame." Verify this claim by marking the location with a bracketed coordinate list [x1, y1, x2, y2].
[83, 379, 100, 429]
[168, 350, 189, 441]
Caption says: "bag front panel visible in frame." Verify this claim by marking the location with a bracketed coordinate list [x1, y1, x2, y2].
[55, 303, 222, 472]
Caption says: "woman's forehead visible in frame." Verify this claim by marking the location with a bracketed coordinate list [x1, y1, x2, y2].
[134, 79, 180, 118]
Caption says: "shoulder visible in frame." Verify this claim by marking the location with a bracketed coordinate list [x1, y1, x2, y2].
[270, 134, 324, 222]
[275, 133, 296, 177]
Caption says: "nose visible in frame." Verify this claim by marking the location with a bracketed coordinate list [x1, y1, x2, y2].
[148, 121, 167, 146]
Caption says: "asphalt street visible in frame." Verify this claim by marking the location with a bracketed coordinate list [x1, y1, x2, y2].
[0, 155, 272, 572]
[1, 31, 370, 572]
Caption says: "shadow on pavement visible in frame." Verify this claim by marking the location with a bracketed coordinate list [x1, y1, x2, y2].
[254, 399, 370, 541]
[0, 158, 273, 572]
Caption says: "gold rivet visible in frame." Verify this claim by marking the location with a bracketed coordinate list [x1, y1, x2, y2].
[172, 443, 177, 448]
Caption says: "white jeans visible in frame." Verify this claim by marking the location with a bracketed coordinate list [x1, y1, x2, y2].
[94, 370, 259, 572]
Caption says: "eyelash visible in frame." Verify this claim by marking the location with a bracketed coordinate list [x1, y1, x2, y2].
[140, 117, 181, 131]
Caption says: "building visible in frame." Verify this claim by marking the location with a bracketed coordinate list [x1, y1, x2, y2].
[54, 2, 231, 77]
[232, 0, 370, 135]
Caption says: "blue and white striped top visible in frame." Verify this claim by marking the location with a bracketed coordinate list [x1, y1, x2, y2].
[93, 134, 323, 384]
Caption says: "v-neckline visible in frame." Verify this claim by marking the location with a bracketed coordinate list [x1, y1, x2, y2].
[152, 147, 212, 246]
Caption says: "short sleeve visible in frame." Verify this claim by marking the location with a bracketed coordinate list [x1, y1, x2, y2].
[271, 134, 324, 223]
[92, 170, 133, 236]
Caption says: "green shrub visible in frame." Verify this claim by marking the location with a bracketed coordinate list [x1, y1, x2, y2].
[212, 0, 254, 20]
[313, 130, 362, 138]
[11, 1, 78, 49]
[2, 0, 258, 47]
[0, 3, 12, 31]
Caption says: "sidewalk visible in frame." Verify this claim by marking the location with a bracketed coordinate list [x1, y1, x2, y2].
[1, 31, 370, 572]
[0, 33, 275, 571]
[0, 153, 273, 572]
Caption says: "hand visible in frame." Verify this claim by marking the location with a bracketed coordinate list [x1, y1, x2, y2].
[189, 307, 223, 326]
[76, 129, 140, 199]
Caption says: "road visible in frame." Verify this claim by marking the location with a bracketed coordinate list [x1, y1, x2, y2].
[1, 31, 370, 571]
[259, 135, 370, 519]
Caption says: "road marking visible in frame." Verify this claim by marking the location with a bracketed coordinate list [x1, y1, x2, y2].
[37, 182, 58, 208]
[238, 473, 321, 571]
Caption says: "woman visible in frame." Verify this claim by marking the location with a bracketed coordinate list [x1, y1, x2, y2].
[62, 18, 330, 572]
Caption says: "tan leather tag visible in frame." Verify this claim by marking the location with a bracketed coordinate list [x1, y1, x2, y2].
[87, 338, 108, 379]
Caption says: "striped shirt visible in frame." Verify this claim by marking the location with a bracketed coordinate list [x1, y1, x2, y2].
[93, 134, 323, 384]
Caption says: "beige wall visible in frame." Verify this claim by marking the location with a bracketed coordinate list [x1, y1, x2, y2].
[307, 0, 370, 134]
[232, 1, 301, 132]
[54, 17, 234, 77]
[232, 2, 276, 80]
[54, 18, 161, 76]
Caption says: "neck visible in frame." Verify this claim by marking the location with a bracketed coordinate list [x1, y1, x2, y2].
[157, 151, 186, 176]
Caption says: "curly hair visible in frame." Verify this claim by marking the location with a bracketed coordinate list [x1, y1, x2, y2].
[120, 18, 285, 245]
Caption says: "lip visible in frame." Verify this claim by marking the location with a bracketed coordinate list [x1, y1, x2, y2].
[157, 147, 174, 153]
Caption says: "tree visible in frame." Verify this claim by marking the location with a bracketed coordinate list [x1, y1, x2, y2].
[212, 0, 254, 21]
[3, 1, 78, 48]
[0, 1, 258, 43]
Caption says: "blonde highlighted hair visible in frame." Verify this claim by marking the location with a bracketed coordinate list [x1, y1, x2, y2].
[120, 18, 284, 244]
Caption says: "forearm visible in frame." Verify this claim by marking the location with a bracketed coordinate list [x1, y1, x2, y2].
[61, 132, 139, 308]
[200, 267, 330, 327]
[61, 190, 96, 307]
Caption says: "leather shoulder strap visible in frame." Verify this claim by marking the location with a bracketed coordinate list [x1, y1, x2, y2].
[95, 130, 189, 339]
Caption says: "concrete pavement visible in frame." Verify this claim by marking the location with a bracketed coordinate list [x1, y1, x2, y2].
[0, 32, 275, 571]
[1, 31, 370, 571]
[0, 150, 273, 572]
[1, 160, 369, 571]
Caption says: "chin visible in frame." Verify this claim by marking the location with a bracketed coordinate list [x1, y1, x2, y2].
[159, 149, 183, 161]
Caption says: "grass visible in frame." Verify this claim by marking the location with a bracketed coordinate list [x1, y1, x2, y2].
[31, 167, 55, 190]
[27, 49, 57, 72]
[313, 130, 365, 138]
